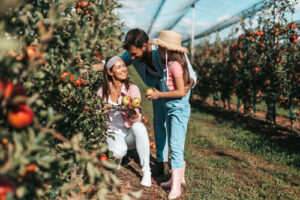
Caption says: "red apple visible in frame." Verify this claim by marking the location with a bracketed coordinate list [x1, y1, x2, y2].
[4, 82, 13, 99]
[0, 178, 15, 199]
[99, 155, 108, 161]
[142, 116, 148, 123]
[80, 1, 89, 7]
[61, 72, 74, 82]
[8, 105, 34, 129]
[132, 97, 141, 108]
[122, 95, 132, 106]
[146, 88, 155, 96]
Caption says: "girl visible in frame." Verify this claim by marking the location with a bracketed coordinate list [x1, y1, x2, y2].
[146, 30, 191, 199]
[97, 56, 151, 187]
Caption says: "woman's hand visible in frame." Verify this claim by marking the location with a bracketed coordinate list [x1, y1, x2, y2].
[127, 107, 139, 120]
[103, 104, 113, 114]
[146, 88, 161, 100]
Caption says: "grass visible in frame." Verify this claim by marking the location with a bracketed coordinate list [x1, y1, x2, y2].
[128, 67, 300, 199]
[184, 107, 300, 200]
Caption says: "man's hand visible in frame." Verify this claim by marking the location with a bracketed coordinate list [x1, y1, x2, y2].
[184, 78, 194, 95]
[146, 88, 161, 100]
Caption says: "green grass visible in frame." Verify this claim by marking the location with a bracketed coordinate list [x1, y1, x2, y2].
[128, 66, 300, 199]
[184, 108, 300, 200]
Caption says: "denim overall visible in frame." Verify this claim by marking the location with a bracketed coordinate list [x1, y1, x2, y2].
[120, 47, 196, 163]
[160, 61, 191, 169]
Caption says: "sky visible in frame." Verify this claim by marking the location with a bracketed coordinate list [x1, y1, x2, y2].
[116, 0, 300, 44]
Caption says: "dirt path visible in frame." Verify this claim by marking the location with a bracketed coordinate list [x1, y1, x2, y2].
[105, 121, 185, 200]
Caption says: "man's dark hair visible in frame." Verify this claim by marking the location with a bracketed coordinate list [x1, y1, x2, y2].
[123, 28, 149, 50]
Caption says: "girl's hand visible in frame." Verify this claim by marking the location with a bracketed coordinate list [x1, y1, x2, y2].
[146, 88, 160, 100]
[184, 78, 194, 95]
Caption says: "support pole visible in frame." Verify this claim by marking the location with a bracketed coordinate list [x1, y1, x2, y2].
[191, 4, 195, 63]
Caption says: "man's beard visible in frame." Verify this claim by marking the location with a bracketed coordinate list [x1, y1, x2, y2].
[141, 50, 151, 61]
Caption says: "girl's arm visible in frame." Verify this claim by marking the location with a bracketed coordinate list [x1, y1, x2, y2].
[146, 76, 185, 100]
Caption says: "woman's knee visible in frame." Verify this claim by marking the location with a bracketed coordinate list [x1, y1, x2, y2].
[131, 122, 147, 134]
[111, 145, 127, 159]
[106, 136, 128, 159]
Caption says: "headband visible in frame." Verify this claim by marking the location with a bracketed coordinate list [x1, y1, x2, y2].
[105, 56, 121, 70]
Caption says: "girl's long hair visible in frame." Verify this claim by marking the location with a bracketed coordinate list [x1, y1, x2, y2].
[168, 51, 191, 86]
[102, 57, 131, 102]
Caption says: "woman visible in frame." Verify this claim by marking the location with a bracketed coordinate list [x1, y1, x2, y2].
[97, 56, 151, 187]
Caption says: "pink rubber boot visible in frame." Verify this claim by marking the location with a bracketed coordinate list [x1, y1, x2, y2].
[161, 161, 186, 188]
[181, 161, 186, 185]
[168, 168, 182, 199]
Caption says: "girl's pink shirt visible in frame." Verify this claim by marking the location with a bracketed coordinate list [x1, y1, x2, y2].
[97, 82, 142, 128]
[164, 61, 184, 91]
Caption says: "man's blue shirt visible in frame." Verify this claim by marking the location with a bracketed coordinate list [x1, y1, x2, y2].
[120, 45, 197, 88]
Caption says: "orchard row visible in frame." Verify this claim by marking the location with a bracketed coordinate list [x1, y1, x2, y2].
[193, 0, 299, 123]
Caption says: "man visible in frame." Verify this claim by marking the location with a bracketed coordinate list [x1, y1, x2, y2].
[120, 28, 197, 176]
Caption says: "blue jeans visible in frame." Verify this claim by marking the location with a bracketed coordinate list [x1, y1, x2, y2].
[153, 98, 169, 162]
[164, 93, 191, 169]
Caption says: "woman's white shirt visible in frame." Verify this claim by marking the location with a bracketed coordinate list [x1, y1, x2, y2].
[107, 96, 129, 136]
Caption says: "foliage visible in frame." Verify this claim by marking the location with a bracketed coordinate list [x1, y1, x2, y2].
[193, 0, 300, 123]
[0, 0, 134, 199]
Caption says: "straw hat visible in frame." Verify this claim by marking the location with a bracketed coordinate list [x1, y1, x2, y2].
[149, 30, 188, 53]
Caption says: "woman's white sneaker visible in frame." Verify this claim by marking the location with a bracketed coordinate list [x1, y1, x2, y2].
[140, 171, 151, 187]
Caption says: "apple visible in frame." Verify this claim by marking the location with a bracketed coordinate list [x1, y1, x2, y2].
[0, 178, 15, 199]
[80, 1, 89, 7]
[99, 155, 108, 161]
[146, 88, 155, 96]
[4, 81, 13, 99]
[8, 105, 34, 129]
[75, 79, 82, 87]
[289, 23, 296, 29]
[61, 72, 74, 82]
[132, 97, 141, 108]
[26, 163, 36, 173]
[122, 95, 132, 106]
[150, 141, 156, 149]
[142, 116, 148, 123]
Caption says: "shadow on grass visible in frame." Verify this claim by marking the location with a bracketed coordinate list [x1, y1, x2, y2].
[190, 100, 300, 168]
[214, 151, 242, 162]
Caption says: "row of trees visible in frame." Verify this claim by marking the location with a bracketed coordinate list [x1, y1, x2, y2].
[0, 0, 137, 199]
[193, 0, 299, 125]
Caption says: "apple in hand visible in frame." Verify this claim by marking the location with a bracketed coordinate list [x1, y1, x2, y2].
[132, 97, 141, 108]
[122, 95, 132, 106]
[146, 88, 155, 96]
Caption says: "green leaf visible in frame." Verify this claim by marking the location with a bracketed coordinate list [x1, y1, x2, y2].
[87, 162, 95, 184]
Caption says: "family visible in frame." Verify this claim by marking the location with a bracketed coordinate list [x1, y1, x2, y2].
[97, 29, 197, 199]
